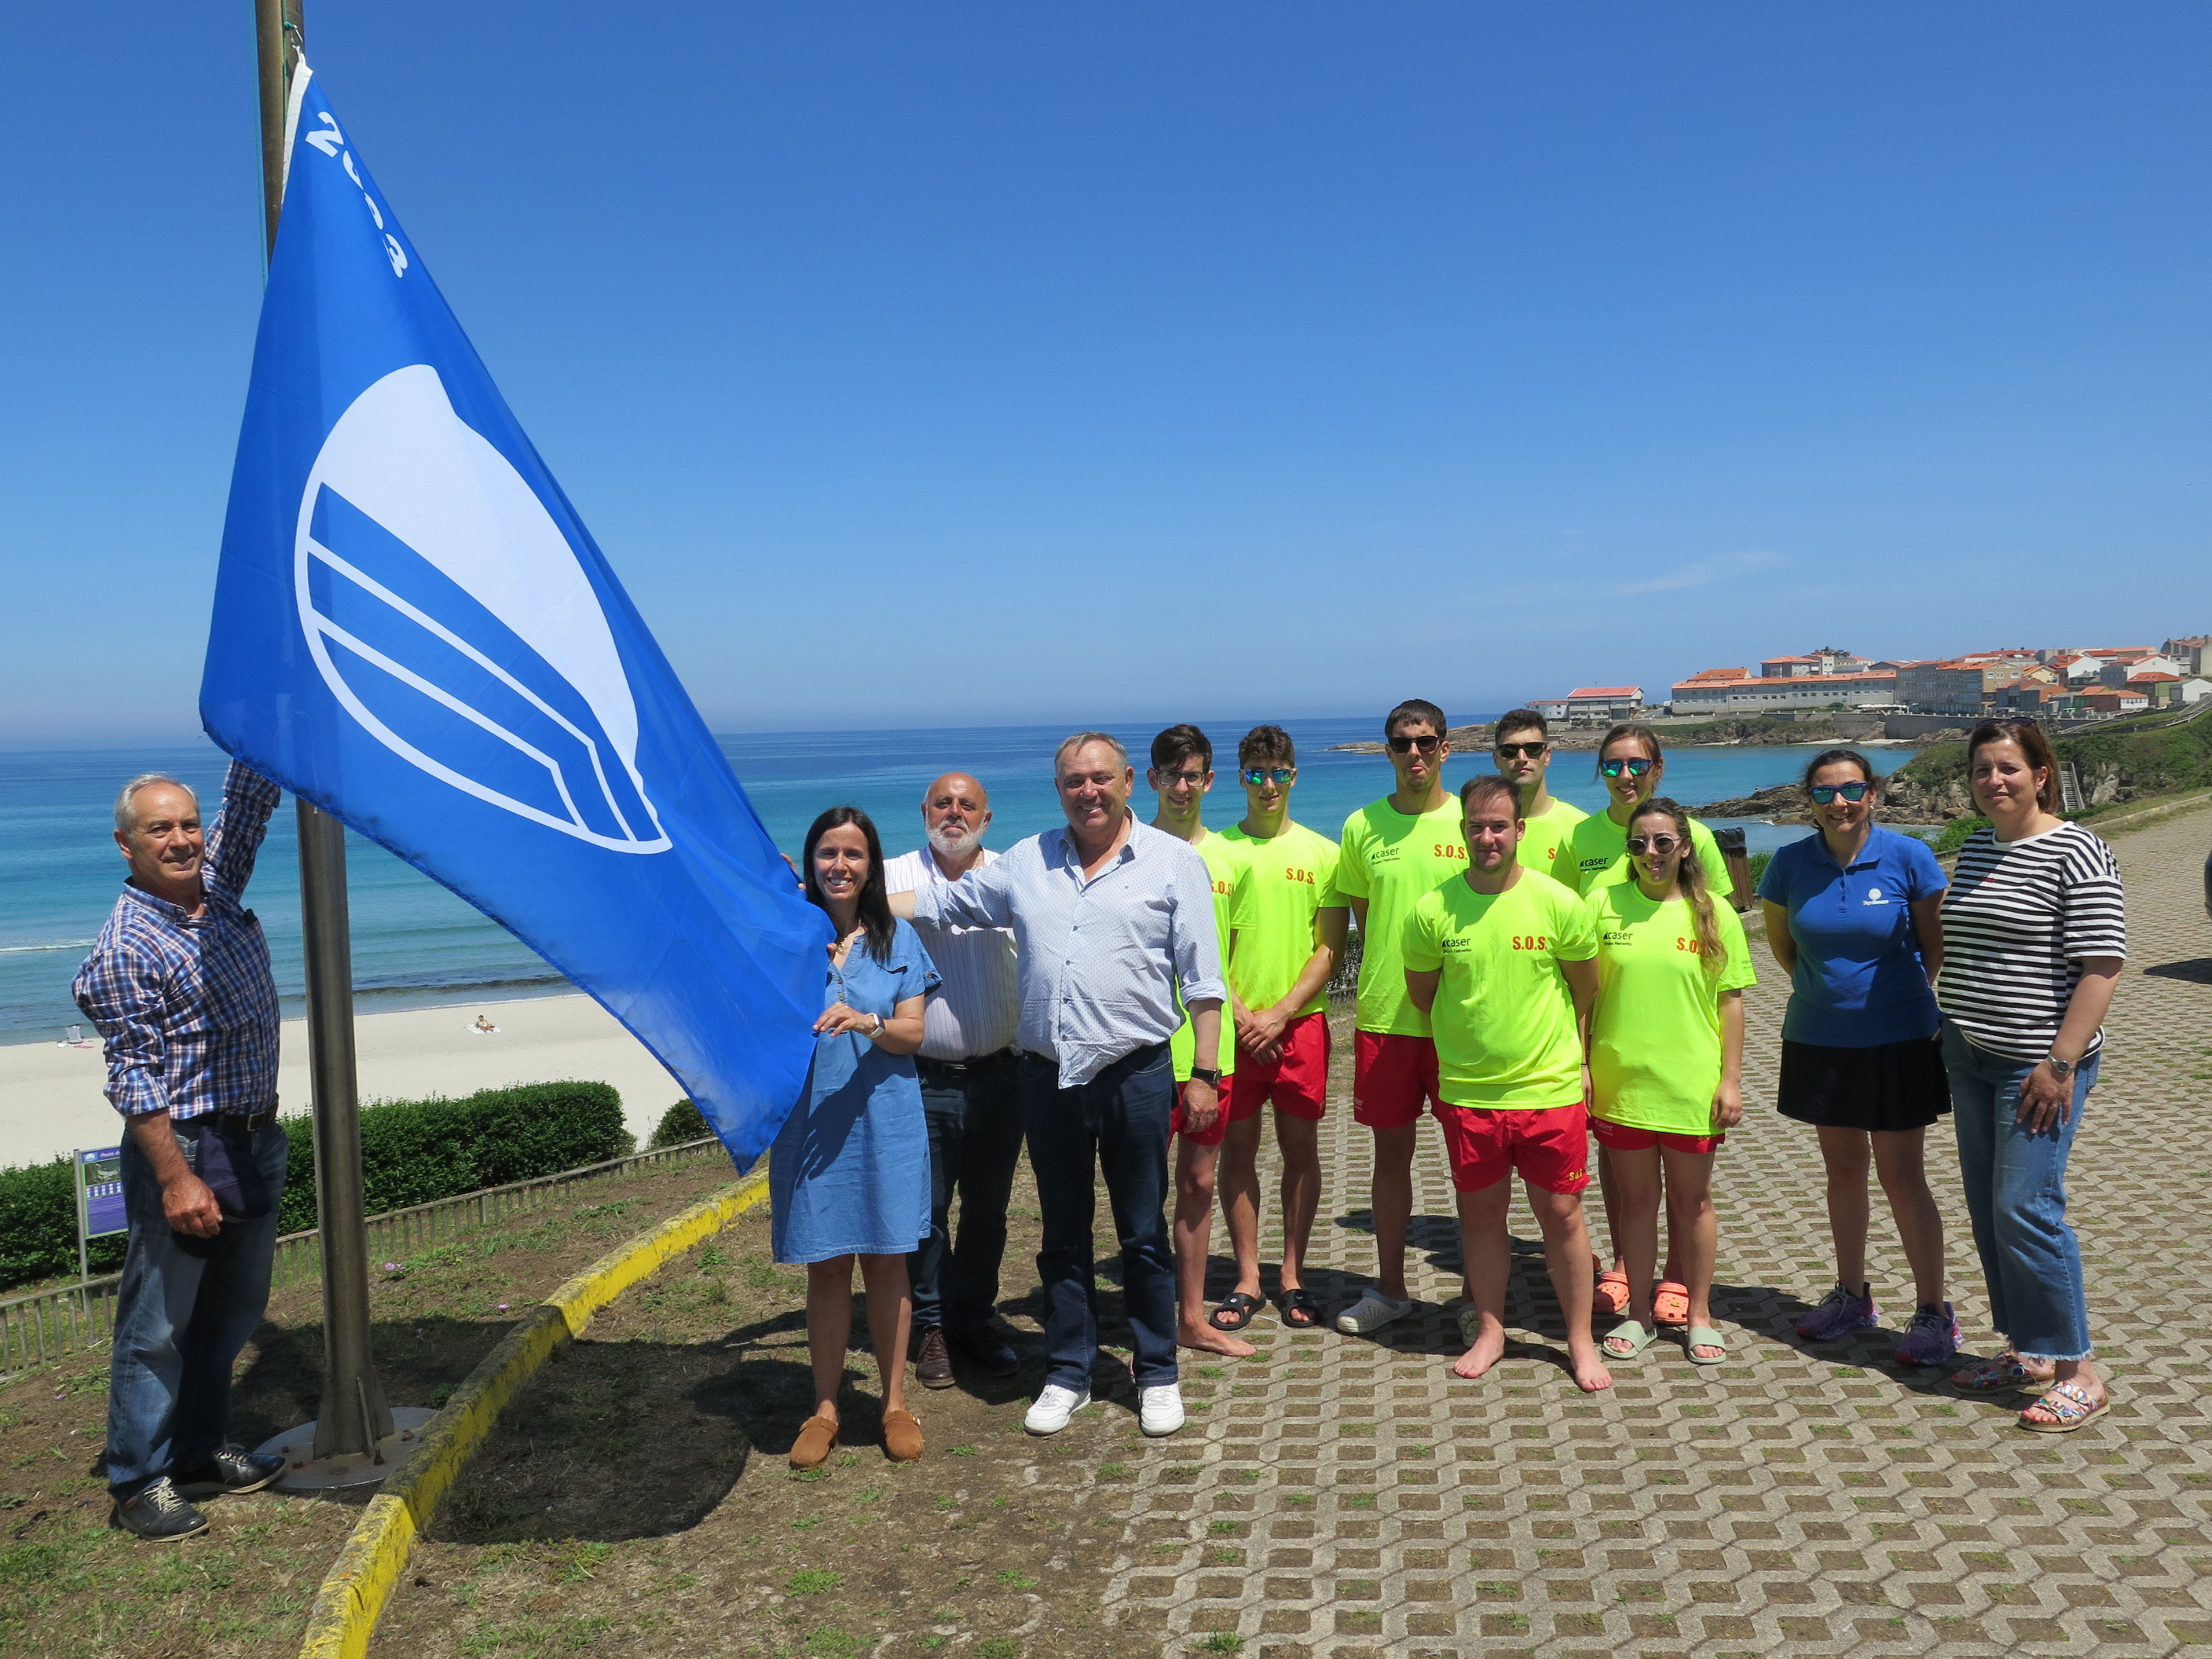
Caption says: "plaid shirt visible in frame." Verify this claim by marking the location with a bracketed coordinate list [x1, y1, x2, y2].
[73, 761, 284, 1120]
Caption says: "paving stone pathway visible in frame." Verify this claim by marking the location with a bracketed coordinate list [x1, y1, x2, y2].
[1097, 806, 2212, 1657]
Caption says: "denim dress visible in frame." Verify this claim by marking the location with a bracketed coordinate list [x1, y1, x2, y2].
[771, 919, 939, 1264]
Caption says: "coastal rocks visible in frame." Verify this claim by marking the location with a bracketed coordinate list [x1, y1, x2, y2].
[1879, 767, 1975, 822]
[1684, 782, 1927, 825]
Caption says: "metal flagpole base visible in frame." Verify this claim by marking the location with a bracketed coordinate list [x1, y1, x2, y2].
[258, 1407, 438, 1492]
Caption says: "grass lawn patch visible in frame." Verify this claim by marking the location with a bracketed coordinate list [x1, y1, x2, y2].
[0, 1150, 736, 1659]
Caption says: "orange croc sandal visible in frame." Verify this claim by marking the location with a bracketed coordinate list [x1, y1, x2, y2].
[1595, 1269, 1632, 1317]
[1654, 1281, 1691, 1325]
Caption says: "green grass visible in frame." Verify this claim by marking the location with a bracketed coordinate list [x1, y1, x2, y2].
[786, 1568, 844, 1595]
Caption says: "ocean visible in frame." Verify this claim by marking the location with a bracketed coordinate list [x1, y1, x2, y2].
[0, 720, 1906, 1045]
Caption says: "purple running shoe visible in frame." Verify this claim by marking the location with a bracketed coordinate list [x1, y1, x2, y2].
[1893, 1302, 1961, 1367]
[1795, 1282, 1877, 1342]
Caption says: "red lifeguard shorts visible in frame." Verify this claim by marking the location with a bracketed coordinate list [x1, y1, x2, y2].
[1350, 1031, 1443, 1129]
[1437, 1101, 1592, 1195]
[1230, 1010, 1330, 1121]
[1589, 1117, 1726, 1156]
[1171, 1077, 1253, 1148]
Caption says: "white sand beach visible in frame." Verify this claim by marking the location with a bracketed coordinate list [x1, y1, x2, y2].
[0, 994, 691, 1170]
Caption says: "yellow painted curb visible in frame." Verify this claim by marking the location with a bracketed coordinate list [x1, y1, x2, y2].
[297, 1170, 769, 1659]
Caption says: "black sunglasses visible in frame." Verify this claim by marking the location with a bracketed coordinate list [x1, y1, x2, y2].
[1810, 782, 1871, 804]
[1387, 734, 1442, 754]
[1495, 742, 1548, 759]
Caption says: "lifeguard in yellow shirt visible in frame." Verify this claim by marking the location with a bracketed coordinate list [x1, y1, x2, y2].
[1215, 725, 1340, 1333]
[1489, 707, 1587, 882]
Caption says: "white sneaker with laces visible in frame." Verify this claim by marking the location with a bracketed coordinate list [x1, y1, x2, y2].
[1138, 1383, 1185, 1436]
[1335, 1289, 1415, 1335]
[1023, 1383, 1090, 1435]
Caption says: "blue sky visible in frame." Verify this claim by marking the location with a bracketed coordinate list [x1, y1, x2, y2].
[3, 4, 2207, 745]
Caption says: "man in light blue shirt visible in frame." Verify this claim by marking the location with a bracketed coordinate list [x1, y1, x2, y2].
[899, 732, 1224, 1437]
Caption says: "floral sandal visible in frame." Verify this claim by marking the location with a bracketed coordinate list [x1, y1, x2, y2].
[2019, 1379, 2110, 1434]
[1950, 1354, 2050, 1396]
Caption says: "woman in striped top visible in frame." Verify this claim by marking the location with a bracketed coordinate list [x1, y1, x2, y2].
[1936, 720, 2126, 1433]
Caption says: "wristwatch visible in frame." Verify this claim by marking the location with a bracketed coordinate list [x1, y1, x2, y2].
[869, 1013, 886, 1040]
[2044, 1053, 2077, 1079]
[1190, 1067, 1222, 1086]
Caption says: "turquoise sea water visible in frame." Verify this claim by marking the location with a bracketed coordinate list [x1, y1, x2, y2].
[0, 720, 1904, 1044]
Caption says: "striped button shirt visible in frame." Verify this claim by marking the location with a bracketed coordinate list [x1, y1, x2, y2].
[883, 844, 1020, 1060]
[72, 762, 284, 1119]
[911, 819, 1225, 1086]
[1937, 822, 2127, 1062]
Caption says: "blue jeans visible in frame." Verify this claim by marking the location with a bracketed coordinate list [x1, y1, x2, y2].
[908, 1055, 1026, 1333]
[1940, 1024, 2098, 1362]
[106, 1122, 289, 1498]
[1020, 1043, 1177, 1390]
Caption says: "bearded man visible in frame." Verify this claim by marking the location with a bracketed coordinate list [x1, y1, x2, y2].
[882, 771, 1025, 1387]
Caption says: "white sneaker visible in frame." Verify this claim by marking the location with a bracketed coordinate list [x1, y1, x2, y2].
[1335, 1290, 1415, 1335]
[1138, 1383, 1186, 1437]
[1023, 1384, 1091, 1435]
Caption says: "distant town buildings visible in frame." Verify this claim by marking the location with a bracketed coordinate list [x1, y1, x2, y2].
[1529, 687, 1645, 722]
[1524, 633, 2210, 727]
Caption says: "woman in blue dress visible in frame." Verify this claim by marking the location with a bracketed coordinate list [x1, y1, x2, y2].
[774, 807, 939, 1470]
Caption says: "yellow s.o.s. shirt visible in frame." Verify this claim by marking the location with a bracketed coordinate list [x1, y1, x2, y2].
[1327, 799, 1469, 1037]
[1401, 871, 1596, 1108]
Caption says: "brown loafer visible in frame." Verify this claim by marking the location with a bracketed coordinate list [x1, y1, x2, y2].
[789, 1415, 840, 1470]
[883, 1408, 925, 1463]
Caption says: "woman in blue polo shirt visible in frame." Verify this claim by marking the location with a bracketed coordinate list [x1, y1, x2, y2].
[1759, 749, 1957, 1366]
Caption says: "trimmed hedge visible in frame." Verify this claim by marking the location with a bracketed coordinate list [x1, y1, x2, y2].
[0, 1079, 629, 1293]
[649, 1098, 710, 1149]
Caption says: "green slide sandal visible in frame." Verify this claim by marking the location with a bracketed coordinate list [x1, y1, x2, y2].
[1686, 1326, 1728, 1365]
[1602, 1319, 1657, 1361]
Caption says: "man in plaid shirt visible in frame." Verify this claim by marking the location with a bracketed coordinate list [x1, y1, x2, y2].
[75, 761, 291, 1540]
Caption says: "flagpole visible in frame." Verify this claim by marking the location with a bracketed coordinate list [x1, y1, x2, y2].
[253, 0, 399, 1478]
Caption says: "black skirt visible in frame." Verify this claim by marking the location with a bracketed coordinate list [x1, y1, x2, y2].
[1776, 1035, 1951, 1133]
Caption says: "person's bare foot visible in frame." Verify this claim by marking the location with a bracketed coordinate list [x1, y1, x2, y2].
[1567, 1346, 1614, 1393]
[1452, 1327, 1508, 1380]
[1177, 1318, 1257, 1359]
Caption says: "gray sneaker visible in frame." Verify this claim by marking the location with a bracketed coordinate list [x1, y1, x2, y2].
[112, 1478, 210, 1542]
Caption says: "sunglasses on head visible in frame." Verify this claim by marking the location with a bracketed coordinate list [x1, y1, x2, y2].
[1241, 767, 1294, 786]
[1386, 734, 1442, 754]
[1599, 756, 1655, 778]
[1494, 742, 1547, 759]
[1624, 833, 1682, 855]
[1810, 782, 1871, 804]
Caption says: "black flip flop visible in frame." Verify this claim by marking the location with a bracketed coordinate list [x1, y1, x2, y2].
[1208, 1291, 1262, 1332]
[1274, 1288, 1322, 1329]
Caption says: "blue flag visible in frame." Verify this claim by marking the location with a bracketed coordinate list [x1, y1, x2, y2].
[202, 60, 830, 1170]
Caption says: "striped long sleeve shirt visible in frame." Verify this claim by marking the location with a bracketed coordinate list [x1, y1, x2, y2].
[1936, 822, 2127, 1062]
[72, 762, 284, 1119]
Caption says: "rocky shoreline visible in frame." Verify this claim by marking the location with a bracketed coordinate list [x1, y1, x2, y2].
[1332, 717, 1968, 756]
[1680, 782, 1938, 826]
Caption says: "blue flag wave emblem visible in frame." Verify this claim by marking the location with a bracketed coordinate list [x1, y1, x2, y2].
[203, 60, 830, 1167]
